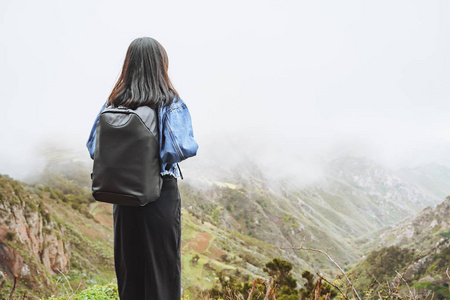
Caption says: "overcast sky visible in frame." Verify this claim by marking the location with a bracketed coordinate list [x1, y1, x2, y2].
[1, 0, 450, 179]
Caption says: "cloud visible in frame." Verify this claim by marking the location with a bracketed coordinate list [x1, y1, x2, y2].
[1, 0, 449, 180]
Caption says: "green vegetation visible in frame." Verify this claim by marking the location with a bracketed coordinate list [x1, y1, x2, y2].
[1, 156, 449, 299]
[414, 281, 450, 300]
[431, 245, 450, 270]
[364, 246, 415, 283]
[352, 246, 416, 294]
[207, 258, 337, 300]
[46, 283, 119, 300]
[0, 173, 115, 299]
[298, 270, 337, 300]
[352, 245, 450, 299]
[263, 258, 298, 298]
[439, 231, 450, 238]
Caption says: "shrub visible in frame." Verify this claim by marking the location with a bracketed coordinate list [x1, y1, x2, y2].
[46, 283, 119, 300]
[5, 232, 15, 241]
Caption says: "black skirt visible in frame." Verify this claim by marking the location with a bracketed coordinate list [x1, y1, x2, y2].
[113, 176, 181, 299]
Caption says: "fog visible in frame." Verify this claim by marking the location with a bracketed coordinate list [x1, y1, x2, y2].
[1, 0, 450, 181]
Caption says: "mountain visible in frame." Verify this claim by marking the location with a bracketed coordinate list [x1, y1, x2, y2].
[0, 171, 114, 299]
[1, 172, 334, 298]
[0, 174, 70, 292]
[192, 156, 442, 248]
[397, 163, 450, 200]
[291, 157, 441, 239]
[351, 197, 450, 299]
[0, 154, 448, 298]
[177, 156, 446, 286]
[372, 196, 449, 250]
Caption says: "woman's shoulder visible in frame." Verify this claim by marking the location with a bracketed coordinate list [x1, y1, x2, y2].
[160, 96, 187, 114]
[168, 96, 187, 110]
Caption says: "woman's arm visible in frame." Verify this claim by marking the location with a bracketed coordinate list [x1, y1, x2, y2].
[160, 100, 199, 166]
[86, 103, 107, 159]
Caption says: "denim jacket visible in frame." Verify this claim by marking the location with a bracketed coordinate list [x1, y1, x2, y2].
[86, 97, 198, 178]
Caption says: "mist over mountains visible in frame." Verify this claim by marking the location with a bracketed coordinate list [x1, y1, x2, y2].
[0, 145, 448, 298]
[1, 0, 450, 297]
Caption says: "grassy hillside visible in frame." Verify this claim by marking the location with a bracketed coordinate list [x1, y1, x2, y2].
[351, 197, 450, 299]
[1, 153, 448, 298]
[0, 173, 115, 299]
[0, 162, 362, 298]
[0, 171, 316, 299]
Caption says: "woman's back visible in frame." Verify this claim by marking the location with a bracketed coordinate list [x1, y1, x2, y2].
[87, 37, 197, 300]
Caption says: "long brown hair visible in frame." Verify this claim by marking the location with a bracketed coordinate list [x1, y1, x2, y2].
[108, 37, 178, 108]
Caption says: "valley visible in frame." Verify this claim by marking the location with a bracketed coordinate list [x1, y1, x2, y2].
[0, 155, 448, 298]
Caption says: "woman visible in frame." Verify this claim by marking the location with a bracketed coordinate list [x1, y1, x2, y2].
[86, 37, 198, 299]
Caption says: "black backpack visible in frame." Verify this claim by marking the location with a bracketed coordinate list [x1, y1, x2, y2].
[91, 106, 162, 206]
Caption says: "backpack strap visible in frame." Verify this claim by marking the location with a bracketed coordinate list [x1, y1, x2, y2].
[177, 163, 184, 180]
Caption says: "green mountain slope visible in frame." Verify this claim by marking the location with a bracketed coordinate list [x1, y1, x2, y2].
[0, 172, 320, 299]
[1, 153, 448, 298]
[0, 173, 115, 299]
[352, 197, 450, 299]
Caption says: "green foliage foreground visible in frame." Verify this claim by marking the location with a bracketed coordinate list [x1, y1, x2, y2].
[46, 284, 119, 300]
[208, 258, 337, 300]
[43, 250, 449, 300]
[43, 258, 336, 300]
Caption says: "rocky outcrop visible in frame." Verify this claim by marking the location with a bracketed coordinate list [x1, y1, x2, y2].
[0, 175, 70, 281]
[0, 242, 24, 277]
[377, 196, 450, 248]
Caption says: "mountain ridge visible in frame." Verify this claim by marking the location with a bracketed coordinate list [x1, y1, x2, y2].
[0, 154, 449, 298]
[352, 196, 450, 298]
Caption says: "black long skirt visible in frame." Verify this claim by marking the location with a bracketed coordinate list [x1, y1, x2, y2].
[113, 176, 181, 300]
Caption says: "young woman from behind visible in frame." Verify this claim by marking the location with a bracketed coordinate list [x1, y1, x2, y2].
[86, 37, 198, 300]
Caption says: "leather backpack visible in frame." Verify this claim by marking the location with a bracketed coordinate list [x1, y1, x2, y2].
[91, 106, 162, 206]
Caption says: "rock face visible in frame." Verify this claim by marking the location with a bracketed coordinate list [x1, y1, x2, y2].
[377, 196, 450, 248]
[0, 242, 23, 277]
[0, 175, 70, 282]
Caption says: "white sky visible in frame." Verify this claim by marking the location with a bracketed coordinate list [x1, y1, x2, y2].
[1, 0, 450, 179]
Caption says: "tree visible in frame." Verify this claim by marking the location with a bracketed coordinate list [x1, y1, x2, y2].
[263, 258, 298, 298]
[300, 270, 337, 300]
[299, 270, 314, 299]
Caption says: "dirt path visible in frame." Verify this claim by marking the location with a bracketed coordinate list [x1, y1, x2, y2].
[188, 232, 211, 252]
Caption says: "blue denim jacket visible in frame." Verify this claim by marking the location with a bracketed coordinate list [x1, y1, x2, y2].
[86, 97, 198, 178]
